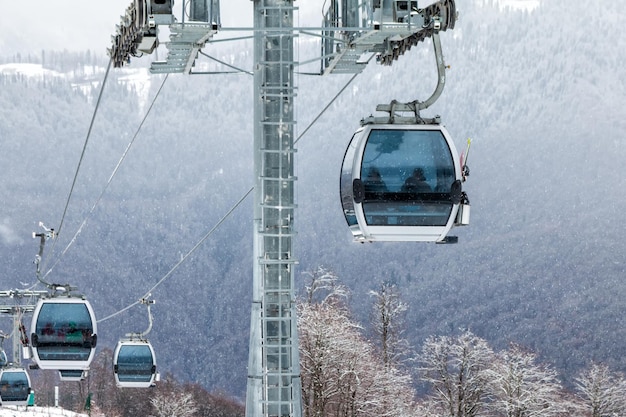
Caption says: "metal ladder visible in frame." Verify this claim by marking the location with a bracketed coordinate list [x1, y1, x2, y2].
[247, 1, 302, 416]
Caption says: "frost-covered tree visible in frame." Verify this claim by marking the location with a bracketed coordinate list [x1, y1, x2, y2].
[299, 268, 358, 417]
[418, 330, 494, 417]
[301, 266, 349, 305]
[575, 363, 626, 417]
[486, 343, 567, 417]
[369, 282, 410, 367]
[88, 348, 121, 416]
[151, 392, 197, 417]
[184, 382, 245, 417]
[298, 268, 417, 417]
[299, 300, 417, 417]
[299, 300, 357, 417]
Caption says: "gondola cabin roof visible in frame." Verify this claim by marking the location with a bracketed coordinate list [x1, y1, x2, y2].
[340, 123, 466, 243]
[113, 340, 158, 388]
[0, 367, 31, 406]
[30, 297, 97, 371]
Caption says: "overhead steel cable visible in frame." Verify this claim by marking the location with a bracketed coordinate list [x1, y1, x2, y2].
[97, 186, 254, 324]
[97, 70, 361, 323]
[43, 74, 171, 282]
[197, 50, 253, 75]
[39, 59, 113, 285]
[295, 71, 362, 145]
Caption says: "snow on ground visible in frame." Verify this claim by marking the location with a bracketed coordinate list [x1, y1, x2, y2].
[497, 0, 540, 11]
[115, 67, 155, 111]
[0, 63, 63, 79]
[0, 406, 86, 417]
[474, 0, 540, 12]
[0, 62, 154, 109]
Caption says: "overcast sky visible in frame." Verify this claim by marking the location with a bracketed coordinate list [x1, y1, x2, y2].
[0, 1, 324, 57]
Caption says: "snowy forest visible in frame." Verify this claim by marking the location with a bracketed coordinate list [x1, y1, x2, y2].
[1, 0, 625, 415]
[14, 269, 626, 416]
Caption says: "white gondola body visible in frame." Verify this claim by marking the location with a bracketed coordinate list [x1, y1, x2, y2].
[113, 340, 158, 388]
[30, 297, 97, 371]
[340, 123, 464, 242]
[0, 368, 31, 406]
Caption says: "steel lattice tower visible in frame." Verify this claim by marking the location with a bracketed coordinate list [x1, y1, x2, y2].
[246, 1, 301, 416]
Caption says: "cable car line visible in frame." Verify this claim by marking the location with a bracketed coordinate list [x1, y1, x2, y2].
[42, 74, 171, 282]
[198, 50, 253, 76]
[295, 71, 362, 145]
[25, 68, 170, 378]
[40, 59, 114, 285]
[97, 186, 253, 324]
[97, 65, 360, 323]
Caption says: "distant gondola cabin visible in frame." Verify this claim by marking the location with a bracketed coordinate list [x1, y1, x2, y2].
[113, 340, 158, 388]
[0, 368, 31, 406]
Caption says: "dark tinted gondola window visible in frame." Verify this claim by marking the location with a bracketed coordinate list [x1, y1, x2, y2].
[0, 372, 30, 402]
[35, 303, 94, 361]
[360, 129, 455, 226]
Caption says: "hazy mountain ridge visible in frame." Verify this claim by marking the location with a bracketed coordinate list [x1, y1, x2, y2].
[1, 0, 625, 397]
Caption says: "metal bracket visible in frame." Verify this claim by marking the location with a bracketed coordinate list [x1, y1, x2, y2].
[362, 31, 447, 125]
[322, 0, 457, 74]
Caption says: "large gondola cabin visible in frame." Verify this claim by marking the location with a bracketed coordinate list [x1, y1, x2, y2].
[30, 297, 97, 373]
[340, 123, 469, 242]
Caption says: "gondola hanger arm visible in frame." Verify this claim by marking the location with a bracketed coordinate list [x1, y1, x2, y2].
[362, 29, 448, 125]
[127, 296, 155, 339]
[417, 28, 447, 112]
[32, 222, 56, 286]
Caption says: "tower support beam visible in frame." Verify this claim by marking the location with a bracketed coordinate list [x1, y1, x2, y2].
[246, 1, 302, 416]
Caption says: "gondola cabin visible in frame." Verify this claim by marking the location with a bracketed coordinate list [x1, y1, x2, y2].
[0, 368, 31, 406]
[30, 297, 97, 371]
[340, 123, 469, 242]
[113, 340, 158, 388]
